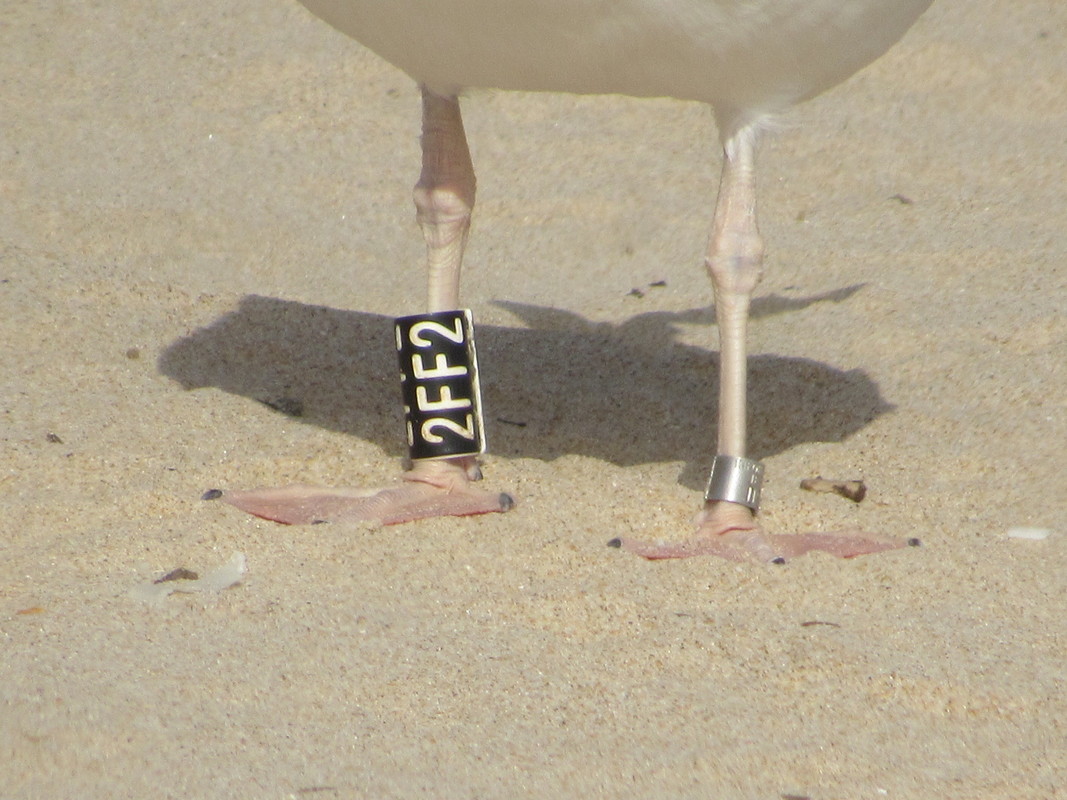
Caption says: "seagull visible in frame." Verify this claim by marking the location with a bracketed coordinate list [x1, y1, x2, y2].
[217, 0, 933, 562]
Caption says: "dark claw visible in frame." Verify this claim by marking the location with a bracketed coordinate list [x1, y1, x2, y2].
[498, 493, 515, 512]
[907, 537, 922, 547]
[201, 489, 223, 501]
[606, 537, 622, 548]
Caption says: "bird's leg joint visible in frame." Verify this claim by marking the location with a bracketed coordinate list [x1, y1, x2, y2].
[705, 230, 765, 297]
[413, 183, 474, 248]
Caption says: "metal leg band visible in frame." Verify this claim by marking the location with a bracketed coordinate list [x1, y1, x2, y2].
[704, 455, 764, 511]
[395, 309, 486, 461]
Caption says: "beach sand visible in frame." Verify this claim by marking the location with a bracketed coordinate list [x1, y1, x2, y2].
[2, 0, 1065, 796]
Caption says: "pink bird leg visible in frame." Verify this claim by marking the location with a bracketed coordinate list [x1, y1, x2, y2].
[212, 93, 516, 528]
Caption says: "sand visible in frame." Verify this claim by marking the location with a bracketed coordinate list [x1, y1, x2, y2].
[2, 0, 1065, 797]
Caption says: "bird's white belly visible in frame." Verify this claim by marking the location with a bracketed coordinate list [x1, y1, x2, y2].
[298, 0, 930, 130]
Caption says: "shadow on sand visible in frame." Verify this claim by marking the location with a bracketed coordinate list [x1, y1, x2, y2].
[158, 286, 888, 491]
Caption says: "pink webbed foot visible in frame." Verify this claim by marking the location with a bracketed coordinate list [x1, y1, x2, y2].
[206, 458, 513, 526]
[611, 502, 919, 564]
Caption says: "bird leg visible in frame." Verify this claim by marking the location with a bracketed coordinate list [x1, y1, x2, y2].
[617, 125, 912, 562]
[214, 89, 513, 526]
[404, 89, 493, 495]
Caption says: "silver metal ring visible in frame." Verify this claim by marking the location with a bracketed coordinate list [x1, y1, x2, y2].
[704, 455, 764, 511]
